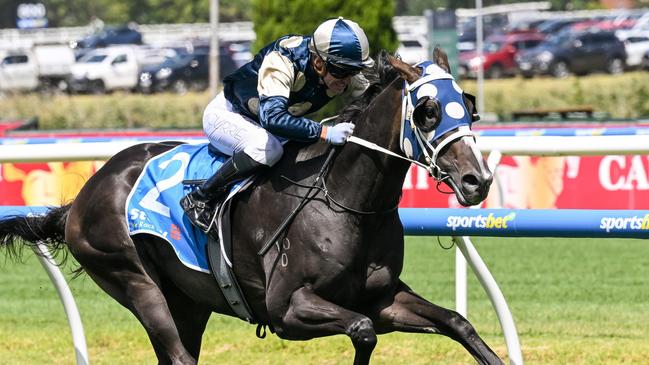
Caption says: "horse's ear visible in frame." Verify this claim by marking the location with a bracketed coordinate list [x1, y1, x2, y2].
[387, 54, 421, 84]
[433, 46, 451, 74]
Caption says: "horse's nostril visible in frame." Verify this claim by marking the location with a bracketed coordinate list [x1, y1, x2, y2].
[462, 174, 480, 188]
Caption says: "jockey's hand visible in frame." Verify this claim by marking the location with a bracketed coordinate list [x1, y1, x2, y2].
[323, 122, 355, 145]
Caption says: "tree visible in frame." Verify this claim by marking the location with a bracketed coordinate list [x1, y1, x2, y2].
[250, 0, 398, 121]
[251, 0, 398, 56]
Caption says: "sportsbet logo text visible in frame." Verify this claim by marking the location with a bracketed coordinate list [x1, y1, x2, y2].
[599, 214, 649, 232]
[447, 213, 516, 231]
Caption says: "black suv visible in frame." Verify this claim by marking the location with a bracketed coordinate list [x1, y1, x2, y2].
[138, 47, 237, 94]
[72, 26, 143, 60]
[516, 30, 626, 78]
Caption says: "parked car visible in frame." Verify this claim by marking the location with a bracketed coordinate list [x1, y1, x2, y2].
[459, 33, 545, 79]
[227, 41, 253, 68]
[0, 45, 75, 93]
[516, 30, 626, 78]
[138, 47, 237, 94]
[620, 34, 649, 69]
[33, 45, 76, 92]
[617, 11, 649, 40]
[71, 25, 143, 60]
[536, 18, 585, 36]
[0, 50, 37, 92]
[69, 46, 139, 93]
[642, 48, 649, 70]
[396, 34, 429, 65]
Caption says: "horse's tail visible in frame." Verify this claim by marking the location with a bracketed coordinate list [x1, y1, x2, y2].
[0, 204, 71, 261]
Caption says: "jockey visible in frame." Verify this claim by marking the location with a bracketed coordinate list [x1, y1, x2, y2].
[181, 17, 374, 231]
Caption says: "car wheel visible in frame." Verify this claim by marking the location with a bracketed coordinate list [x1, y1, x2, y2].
[642, 55, 649, 71]
[90, 80, 105, 94]
[607, 57, 624, 74]
[551, 61, 570, 78]
[486, 64, 504, 79]
[521, 72, 534, 79]
[172, 80, 188, 94]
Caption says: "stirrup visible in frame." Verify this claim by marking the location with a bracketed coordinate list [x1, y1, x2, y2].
[181, 194, 216, 233]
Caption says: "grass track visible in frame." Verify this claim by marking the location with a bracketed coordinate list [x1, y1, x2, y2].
[1, 236, 648, 364]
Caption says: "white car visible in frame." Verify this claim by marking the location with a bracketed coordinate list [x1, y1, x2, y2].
[0, 50, 38, 92]
[0, 46, 75, 93]
[396, 35, 429, 65]
[622, 34, 649, 68]
[69, 46, 139, 93]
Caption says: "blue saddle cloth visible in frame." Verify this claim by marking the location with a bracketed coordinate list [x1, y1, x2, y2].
[125, 143, 245, 272]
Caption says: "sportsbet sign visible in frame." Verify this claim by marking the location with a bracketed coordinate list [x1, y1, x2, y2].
[447, 212, 516, 231]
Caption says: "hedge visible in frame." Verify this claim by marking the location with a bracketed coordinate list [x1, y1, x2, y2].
[1, 72, 648, 130]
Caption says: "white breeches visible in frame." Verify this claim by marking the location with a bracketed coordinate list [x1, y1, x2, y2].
[202, 92, 284, 166]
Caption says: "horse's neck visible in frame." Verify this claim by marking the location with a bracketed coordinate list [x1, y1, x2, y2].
[327, 82, 409, 212]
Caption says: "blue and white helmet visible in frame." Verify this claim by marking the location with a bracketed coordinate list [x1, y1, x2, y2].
[310, 17, 374, 70]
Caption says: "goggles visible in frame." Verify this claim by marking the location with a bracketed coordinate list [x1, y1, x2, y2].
[326, 62, 360, 79]
[311, 35, 362, 79]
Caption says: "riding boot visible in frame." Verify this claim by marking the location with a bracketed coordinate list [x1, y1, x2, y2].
[180, 151, 266, 232]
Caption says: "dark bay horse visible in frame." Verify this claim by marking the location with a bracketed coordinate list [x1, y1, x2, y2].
[0, 48, 499, 364]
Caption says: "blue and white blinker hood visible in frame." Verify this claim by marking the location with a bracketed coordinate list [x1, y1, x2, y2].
[400, 61, 476, 179]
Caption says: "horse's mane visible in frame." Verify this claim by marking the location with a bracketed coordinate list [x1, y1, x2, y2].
[337, 50, 399, 124]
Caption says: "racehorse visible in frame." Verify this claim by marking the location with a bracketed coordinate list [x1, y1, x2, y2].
[0, 48, 499, 365]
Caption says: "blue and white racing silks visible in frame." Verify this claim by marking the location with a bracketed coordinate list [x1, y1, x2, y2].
[125, 143, 247, 272]
[223, 35, 368, 142]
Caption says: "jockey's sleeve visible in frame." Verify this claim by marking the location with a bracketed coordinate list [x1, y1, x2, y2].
[257, 51, 322, 142]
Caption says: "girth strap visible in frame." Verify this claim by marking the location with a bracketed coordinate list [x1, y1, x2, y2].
[206, 199, 256, 323]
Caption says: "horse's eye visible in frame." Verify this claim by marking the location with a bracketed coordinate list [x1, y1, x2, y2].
[413, 97, 441, 133]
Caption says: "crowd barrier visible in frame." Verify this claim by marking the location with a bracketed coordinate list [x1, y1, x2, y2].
[400, 208, 649, 238]
[1, 126, 648, 365]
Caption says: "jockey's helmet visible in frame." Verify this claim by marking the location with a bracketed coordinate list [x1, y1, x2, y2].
[310, 17, 374, 73]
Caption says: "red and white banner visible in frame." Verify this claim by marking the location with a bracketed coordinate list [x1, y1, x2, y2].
[1, 129, 648, 209]
[2, 155, 647, 209]
[401, 155, 649, 209]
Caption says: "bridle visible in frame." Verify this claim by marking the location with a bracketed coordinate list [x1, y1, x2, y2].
[348, 70, 475, 182]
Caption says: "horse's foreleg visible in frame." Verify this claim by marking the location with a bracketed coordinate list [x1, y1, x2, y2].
[373, 281, 503, 365]
[271, 286, 377, 365]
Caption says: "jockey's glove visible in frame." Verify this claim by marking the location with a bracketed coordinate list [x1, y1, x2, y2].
[323, 122, 355, 145]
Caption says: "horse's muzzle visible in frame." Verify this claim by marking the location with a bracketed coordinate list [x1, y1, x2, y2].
[458, 169, 493, 206]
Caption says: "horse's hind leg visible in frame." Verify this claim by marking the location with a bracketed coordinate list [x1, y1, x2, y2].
[69, 235, 199, 365]
[270, 287, 377, 365]
[373, 281, 503, 365]
[163, 276, 212, 359]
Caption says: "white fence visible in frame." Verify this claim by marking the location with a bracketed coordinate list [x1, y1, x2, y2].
[1, 134, 648, 162]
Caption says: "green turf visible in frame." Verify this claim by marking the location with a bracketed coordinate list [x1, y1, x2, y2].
[1, 236, 648, 364]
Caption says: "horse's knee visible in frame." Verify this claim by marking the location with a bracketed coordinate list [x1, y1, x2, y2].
[348, 317, 377, 350]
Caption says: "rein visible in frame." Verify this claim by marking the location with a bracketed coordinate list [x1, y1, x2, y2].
[279, 174, 399, 216]
[258, 70, 473, 256]
[258, 146, 340, 256]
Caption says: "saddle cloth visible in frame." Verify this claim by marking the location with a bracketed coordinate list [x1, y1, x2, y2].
[125, 143, 249, 272]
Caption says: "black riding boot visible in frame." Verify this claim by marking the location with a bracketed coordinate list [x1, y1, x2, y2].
[180, 151, 265, 232]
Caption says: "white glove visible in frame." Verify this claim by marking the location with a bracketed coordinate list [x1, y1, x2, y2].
[324, 122, 355, 145]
